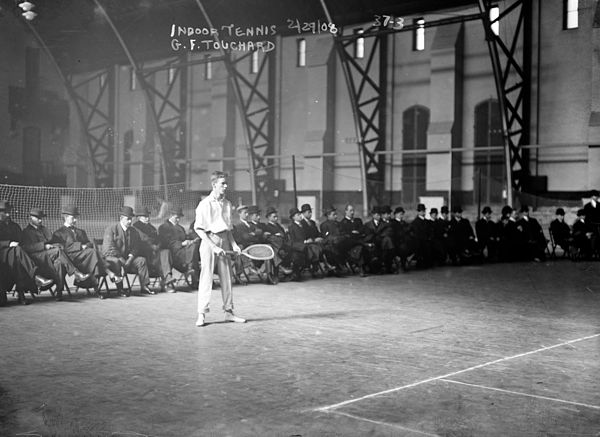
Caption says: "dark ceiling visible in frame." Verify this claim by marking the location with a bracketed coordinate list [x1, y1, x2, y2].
[2, 0, 478, 73]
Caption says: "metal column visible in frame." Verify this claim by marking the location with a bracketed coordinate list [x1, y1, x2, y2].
[479, 0, 532, 205]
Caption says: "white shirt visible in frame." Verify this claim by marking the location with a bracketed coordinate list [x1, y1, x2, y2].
[195, 192, 232, 234]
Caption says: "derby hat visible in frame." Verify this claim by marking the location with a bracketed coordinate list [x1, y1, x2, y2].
[289, 207, 301, 219]
[300, 203, 312, 213]
[416, 203, 426, 212]
[501, 205, 514, 216]
[430, 207, 438, 215]
[135, 206, 151, 217]
[236, 204, 249, 213]
[394, 206, 405, 214]
[555, 207, 565, 216]
[62, 205, 80, 216]
[247, 205, 260, 215]
[29, 207, 46, 218]
[482, 206, 492, 215]
[440, 206, 449, 214]
[265, 206, 278, 217]
[169, 207, 184, 217]
[119, 206, 135, 218]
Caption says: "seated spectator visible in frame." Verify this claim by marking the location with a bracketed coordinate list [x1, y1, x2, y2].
[159, 208, 200, 287]
[572, 209, 596, 259]
[518, 205, 547, 262]
[233, 205, 262, 248]
[390, 206, 413, 271]
[102, 206, 153, 298]
[261, 207, 294, 276]
[286, 207, 309, 280]
[21, 208, 90, 300]
[52, 205, 109, 293]
[300, 203, 335, 275]
[0, 200, 53, 305]
[549, 208, 572, 255]
[476, 206, 499, 262]
[497, 205, 526, 262]
[410, 204, 433, 269]
[133, 207, 175, 293]
[320, 206, 355, 275]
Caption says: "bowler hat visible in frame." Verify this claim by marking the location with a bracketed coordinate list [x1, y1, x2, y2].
[501, 205, 513, 216]
[236, 204, 249, 213]
[300, 203, 312, 213]
[590, 189, 599, 197]
[370, 205, 381, 214]
[62, 205, 80, 216]
[323, 205, 336, 216]
[452, 205, 463, 214]
[29, 207, 46, 218]
[430, 208, 438, 215]
[577, 208, 586, 217]
[482, 206, 492, 215]
[0, 200, 12, 212]
[519, 204, 530, 213]
[381, 205, 392, 214]
[169, 207, 184, 217]
[289, 207, 301, 219]
[394, 206, 405, 214]
[265, 206, 278, 217]
[135, 206, 151, 217]
[555, 207, 565, 216]
[119, 206, 135, 218]
[440, 206, 449, 214]
[247, 205, 260, 215]
[416, 203, 426, 212]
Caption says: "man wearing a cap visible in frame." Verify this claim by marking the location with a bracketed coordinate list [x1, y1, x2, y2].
[194, 171, 245, 326]
[233, 205, 262, 248]
[517, 205, 546, 262]
[287, 207, 310, 280]
[409, 204, 433, 269]
[475, 206, 499, 262]
[102, 206, 153, 297]
[159, 207, 200, 287]
[0, 200, 53, 305]
[133, 207, 176, 293]
[52, 205, 107, 291]
[21, 208, 91, 300]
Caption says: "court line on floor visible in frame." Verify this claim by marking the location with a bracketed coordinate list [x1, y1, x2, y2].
[328, 410, 441, 437]
[440, 379, 600, 410]
[314, 332, 600, 412]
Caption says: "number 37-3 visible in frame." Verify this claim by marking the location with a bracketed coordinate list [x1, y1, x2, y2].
[373, 15, 404, 29]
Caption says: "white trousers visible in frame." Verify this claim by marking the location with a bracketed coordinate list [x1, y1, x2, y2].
[197, 232, 233, 314]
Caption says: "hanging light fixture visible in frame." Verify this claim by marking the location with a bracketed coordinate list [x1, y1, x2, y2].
[18, 1, 37, 20]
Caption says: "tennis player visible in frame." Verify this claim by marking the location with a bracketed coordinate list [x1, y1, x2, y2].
[194, 171, 246, 327]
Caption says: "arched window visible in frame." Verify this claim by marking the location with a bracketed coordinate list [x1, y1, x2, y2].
[402, 105, 429, 205]
[474, 99, 504, 203]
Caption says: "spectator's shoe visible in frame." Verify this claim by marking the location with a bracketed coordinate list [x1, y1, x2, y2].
[117, 284, 129, 297]
[34, 275, 53, 288]
[279, 265, 293, 275]
[224, 311, 246, 323]
[196, 313, 205, 327]
[17, 291, 31, 305]
[141, 286, 156, 295]
[74, 271, 91, 282]
[109, 274, 123, 284]
[164, 274, 176, 286]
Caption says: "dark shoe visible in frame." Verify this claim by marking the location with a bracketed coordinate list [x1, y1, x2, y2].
[35, 275, 53, 288]
[17, 291, 31, 305]
[164, 274, 176, 286]
[74, 271, 90, 282]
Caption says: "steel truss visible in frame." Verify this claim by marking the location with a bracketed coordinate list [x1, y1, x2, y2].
[478, 0, 532, 200]
[320, 0, 387, 209]
[68, 69, 116, 188]
[194, 0, 276, 206]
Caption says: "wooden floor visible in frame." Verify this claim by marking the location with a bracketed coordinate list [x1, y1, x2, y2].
[1, 260, 599, 436]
